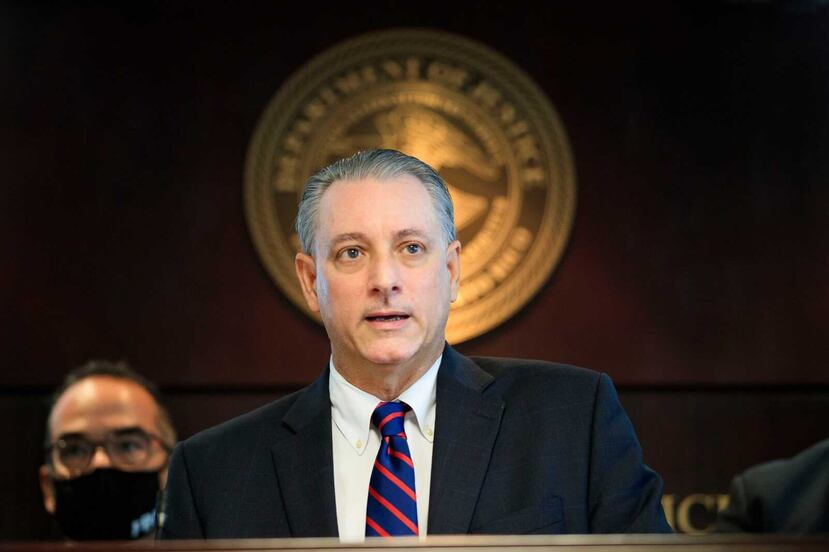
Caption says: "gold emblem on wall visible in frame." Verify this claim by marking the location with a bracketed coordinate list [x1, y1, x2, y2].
[244, 29, 576, 343]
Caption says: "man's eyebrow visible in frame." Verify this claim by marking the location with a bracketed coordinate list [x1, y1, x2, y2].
[327, 229, 431, 248]
[329, 232, 368, 247]
[111, 426, 147, 436]
[55, 426, 145, 441]
[54, 431, 86, 441]
[395, 228, 429, 240]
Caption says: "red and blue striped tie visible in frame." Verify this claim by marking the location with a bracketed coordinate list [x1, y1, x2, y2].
[365, 401, 418, 537]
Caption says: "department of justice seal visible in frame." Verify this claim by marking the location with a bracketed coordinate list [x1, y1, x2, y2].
[244, 29, 576, 343]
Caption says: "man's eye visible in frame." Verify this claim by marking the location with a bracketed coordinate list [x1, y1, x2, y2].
[61, 442, 88, 459]
[114, 438, 144, 454]
[339, 247, 361, 260]
[404, 243, 423, 255]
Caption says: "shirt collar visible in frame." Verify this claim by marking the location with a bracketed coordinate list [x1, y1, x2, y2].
[329, 356, 440, 455]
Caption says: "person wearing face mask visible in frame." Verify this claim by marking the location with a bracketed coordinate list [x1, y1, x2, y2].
[39, 360, 176, 541]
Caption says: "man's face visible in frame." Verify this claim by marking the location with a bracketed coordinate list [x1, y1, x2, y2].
[39, 376, 170, 514]
[295, 175, 461, 374]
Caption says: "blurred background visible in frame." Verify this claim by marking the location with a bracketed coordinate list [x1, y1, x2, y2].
[1, 0, 827, 538]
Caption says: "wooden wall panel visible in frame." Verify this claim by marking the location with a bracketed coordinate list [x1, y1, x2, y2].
[2, 2, 827, 387]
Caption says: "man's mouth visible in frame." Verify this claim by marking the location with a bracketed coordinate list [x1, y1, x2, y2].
[366, 314, 410, 322]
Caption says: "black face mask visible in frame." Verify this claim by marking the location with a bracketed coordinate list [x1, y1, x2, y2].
[51, 468, 161, 540]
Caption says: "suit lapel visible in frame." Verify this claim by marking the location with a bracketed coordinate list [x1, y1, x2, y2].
[270, 370, 339, 537]
[428, 346, 504, 534]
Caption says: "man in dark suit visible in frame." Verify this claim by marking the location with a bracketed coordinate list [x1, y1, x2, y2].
[160, 149, 670, 539]
[715, 438, 829, 533]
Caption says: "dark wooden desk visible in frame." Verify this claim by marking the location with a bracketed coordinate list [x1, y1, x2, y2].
[3, 535, 829, 552]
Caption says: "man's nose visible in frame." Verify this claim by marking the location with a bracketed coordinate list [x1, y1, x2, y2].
[88, 444, 114, 470]
[368, 253, 401, 295]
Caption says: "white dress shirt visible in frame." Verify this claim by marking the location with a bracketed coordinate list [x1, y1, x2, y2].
[330, 357, 439, 542]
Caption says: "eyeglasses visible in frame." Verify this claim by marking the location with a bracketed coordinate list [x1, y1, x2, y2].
[45, 428, 172, 477]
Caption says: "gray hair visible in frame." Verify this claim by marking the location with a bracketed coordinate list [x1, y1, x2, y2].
[295, 149, 456, 254]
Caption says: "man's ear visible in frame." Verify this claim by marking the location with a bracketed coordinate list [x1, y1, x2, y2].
[447, 240, 462, 302]
[39, 464, 56, 514]
[295, 252, 320, 313]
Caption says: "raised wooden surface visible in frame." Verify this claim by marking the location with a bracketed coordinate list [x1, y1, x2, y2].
[3, 535, 829, 552]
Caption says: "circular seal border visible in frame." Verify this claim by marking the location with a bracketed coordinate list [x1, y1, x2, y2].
[244, 28, 577, 344]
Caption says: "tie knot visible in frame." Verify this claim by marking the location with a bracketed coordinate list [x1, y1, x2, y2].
[372, 401, 409, 438]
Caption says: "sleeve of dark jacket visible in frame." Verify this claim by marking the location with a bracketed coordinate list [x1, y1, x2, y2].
[158, 443, 205, 539]
[714, 474, 757, 532]
[588, 374, 672, 533]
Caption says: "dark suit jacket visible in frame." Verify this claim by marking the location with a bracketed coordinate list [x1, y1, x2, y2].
[160, 346, 670, 537]
[715, 438, 829, 533]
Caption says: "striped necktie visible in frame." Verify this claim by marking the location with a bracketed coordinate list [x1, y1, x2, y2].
[365, 401, 418, 537]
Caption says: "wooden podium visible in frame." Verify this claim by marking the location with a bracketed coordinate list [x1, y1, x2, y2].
[2, 535, 829, 552]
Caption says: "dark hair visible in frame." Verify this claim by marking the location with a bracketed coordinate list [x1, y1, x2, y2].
[44, 360, 176, 447]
